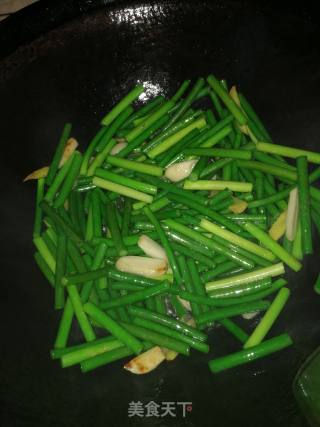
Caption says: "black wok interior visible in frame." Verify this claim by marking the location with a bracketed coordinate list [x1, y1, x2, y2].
[1, 1, 320, 426]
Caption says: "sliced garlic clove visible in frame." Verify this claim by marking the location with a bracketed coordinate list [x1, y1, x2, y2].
[161, 347, 179, 361]
[23, 166, 49, 182]
[165, 159, 198, 183]
[115, 137, 126, 143]
[110, 141, 128, 155]
[269, 210, 287, 241]
[177, 296, 191, 311]
[23, 138, 78, 182]
[229, 197, 248, 214]
[116, 256, 167, 278]
[59, 137, 78, 167]
[286, 188, 299, 241]
[138, 235, 168, 261]
[242, 311, 259, 320]
[161, 314, 196, 360]
[124, 346, 165, 374]
[229, 85, 242, 108]
[184, 316, 196, 328]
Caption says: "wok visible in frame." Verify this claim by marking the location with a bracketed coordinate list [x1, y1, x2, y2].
[0, 1, 320, 426]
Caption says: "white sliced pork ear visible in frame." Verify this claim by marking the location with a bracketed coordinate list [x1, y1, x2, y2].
[165, 159, 198, 182]
[124, 346, 165, 374]
[116, 256, 167, 278]
[138, 235, 168, 261]
[110, 141, 128, 155]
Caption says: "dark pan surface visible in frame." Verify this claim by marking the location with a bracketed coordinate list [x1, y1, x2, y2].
[1, 1, 320, 426]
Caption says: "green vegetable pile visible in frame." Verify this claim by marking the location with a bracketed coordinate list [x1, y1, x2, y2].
[27, 75, 320, 374]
